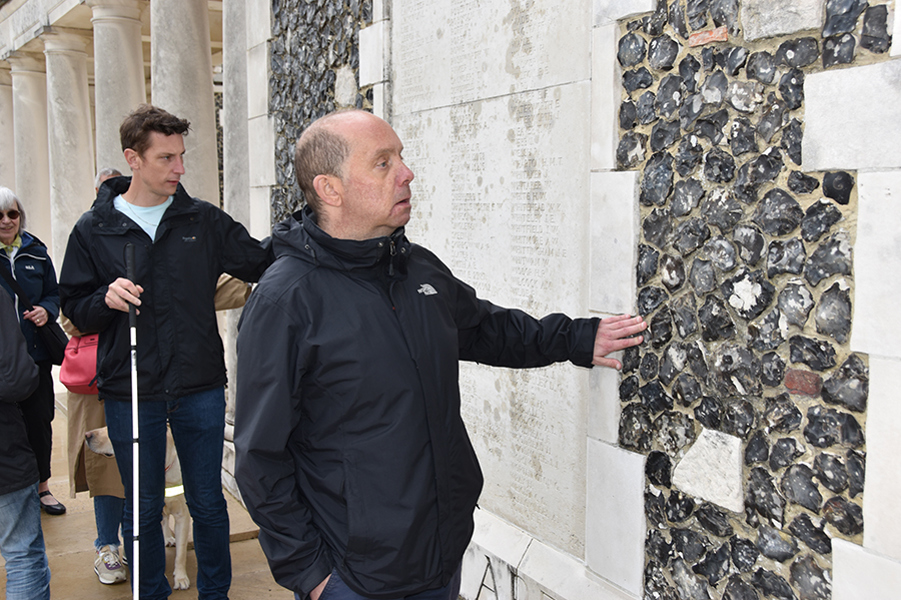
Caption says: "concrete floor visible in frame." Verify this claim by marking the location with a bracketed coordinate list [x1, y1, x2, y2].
[0, 395, 292, 599]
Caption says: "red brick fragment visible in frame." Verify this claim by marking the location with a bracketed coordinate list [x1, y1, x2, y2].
[785, 369, 823, 396]
[689, 26, 728, 47]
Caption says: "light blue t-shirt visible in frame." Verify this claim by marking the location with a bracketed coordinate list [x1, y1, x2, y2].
[114, 194, 173, 241]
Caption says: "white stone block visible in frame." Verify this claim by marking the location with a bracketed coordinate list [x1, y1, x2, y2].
[590, 171, 639, 316]
[248, 114, 276, 188]
[245, 0, 272, 50]
[246, 42, 269, 119]
[851, 171, 901, 358]
[462, 509, 531, 600]
[892, 4, 900, 58]
[833, 539, 901, 600]
[742, 0, 823, 41]
[588, 356, 622, 445]
[334, 64, 357, 107]
[359, 20, 387, 87]
[591, 24, 620, 172]
[803, 60, 901, 171]
[672, 428, 744, 514]
[862, 356, 901, 560]
[248, 184, 272, 241]
[585, 440, 645, 596]
[519, 537, 637, 600]
[593, 0, 655, 26]
[371, 82, 388, 119]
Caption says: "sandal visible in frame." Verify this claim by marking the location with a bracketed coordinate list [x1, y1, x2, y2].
[39, 490, 66, 515]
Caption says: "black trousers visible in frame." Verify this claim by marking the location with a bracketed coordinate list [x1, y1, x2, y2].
[19, 361, 54, 483]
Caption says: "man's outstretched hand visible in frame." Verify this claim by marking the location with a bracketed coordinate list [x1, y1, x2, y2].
[592, 314, 646, 370]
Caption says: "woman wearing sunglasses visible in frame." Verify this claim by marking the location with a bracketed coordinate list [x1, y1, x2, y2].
[0, 187, 65, 517]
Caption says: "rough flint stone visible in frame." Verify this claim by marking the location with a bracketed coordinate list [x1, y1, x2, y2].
[620, 374, 639, 401]
[769, 438, 804, 472]
[680, 54, 701, 92]
[861, 5, 891, 54]
[657, 75, 683, 118]
[748, 308, 785, 352]
[675, 135, 704, 176]
[823, 33, 856, 68]
[638, 244, 660, 287]
[747, 467, 786, 526]
[790, 555, 831, 600]
[752, 569, 796, 600]
[699, 296, 735, 341]
[694, 543, 730, 585]
[814, 453, 848, 494]
[686, 0, 710, 30]
[651, 120, 682, 153]
[673, 178, 705, 217]
[696, 504, 733, 538]
[753, 189, 804, 236]
[823, 0, 868, 37]
[767, 239, 807, 277]
[710, 0, 740, 32]
[623, 67, 654, 93]
[687, 341, 709, 380]
[761, 352, 786, 387]
[644, 560, 677, 599]
[804, 405, 864, 448]
[673, 559, 712, 600]
[666, 490, 697, 523]
[757, 524, 800, 562]
[644, 2, 669, 36]
[723, 575, 758, 600]
[650, 309, 674, 350]
[695, 395, 723, 429]
[705, 148, 737, 184]
[639, 286, 669, 317]
[647, 529, 673, 566]
[763, 393, 803, 433]
[690, 258, 717, 294]
[654, 410, 697, 454]
[659, 343, 687, 385]
[788, 171, 820, 195]
[643, 208, 673, 250]
[789, 336, 837, 371]
[674, 218, 712, 256]
[637, 90, 658, 125]
[616, 132, 648, 170]
[649, 35, 680, 71]
[623, 345, 640, 374]
[731, 537, 759, 573]
[620, 101, 638, 130]
[673, 374, 702, 408]
[789, 515, 832, 554]
[723, 46, 749, 76]
[805, 231, 852, 286]
[647, 490, 668, 527]
[696, 108, 729, 145]
[721, 398, 757, 438]
[728, 80, 765, 113]
[776, 37, 820, 68]
[731, 117, 758, 156]
[670, 1, 690, 40]
[672, 294, 700, 338]
[673, 528, 710, 563]
[680, 93, 706, 131]
[640, 351, 660, 381]
[704, 236, 737, 272]
[782, 118, 803, 166]
[647, 451, 673, 487]
[733, 225, 765, 266]
[823, 354, 868, 412]
[778, 283, 814, 328]
[620, 402, 652, 451]
[823, 171, 854, 205]
[823, 496, 864, 535]
[815, 283, 852, 343]
[745, 430, 769, 465]
[847, 450, 865, 498]
[801, 200, 842, 243]
[617, 32, 647, 67]
[747, 51, 776, 84]
[757, 101, 786, 144]
[701, 70, 728, 106]
[779, 68, 805, 111]
[721, 268, 775, 321]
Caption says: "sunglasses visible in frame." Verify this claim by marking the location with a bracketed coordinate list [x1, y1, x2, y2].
[1, 210, 20, 220]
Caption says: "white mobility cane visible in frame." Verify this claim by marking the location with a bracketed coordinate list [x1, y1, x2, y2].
[125, 243, 140, 600]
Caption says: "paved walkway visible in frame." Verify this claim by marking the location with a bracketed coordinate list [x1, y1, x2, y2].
[1, 394, 290, 599]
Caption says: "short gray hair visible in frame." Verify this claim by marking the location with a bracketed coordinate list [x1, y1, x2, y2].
[0, 186, 25, 233]
[94, 167, 123, 189]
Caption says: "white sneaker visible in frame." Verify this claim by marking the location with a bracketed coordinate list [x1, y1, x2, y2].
[94, 545, 128, 585]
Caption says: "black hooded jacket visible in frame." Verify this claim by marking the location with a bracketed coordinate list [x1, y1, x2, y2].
[234, 207, 599, 598]
[59, 176, 272, 403]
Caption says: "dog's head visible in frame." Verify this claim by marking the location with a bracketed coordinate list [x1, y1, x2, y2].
[85, 427, 115, 457]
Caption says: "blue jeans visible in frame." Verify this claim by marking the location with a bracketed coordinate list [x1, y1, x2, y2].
[105, 388, 231, 600]
[0, 483, 51, 600]
[94, 494, 125, 550]
[295, 565, 462, 600]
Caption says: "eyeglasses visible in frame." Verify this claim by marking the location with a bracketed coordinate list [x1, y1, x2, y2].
[0, 210, 20, 220]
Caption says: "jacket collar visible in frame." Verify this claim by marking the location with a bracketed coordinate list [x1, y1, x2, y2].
[92, 176, 199, 232]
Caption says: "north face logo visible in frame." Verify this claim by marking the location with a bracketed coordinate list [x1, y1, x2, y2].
[417, 284, 438, 296]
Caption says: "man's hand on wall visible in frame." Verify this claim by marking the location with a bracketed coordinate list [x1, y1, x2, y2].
[592, 314, 646, 370]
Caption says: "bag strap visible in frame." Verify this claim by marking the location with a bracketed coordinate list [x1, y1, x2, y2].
[0, 262, 36, 312]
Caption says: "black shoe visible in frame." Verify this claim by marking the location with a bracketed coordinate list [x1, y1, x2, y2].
[39, 490, 66, 515]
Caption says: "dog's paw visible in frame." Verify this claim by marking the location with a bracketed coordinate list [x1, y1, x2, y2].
[172, 571, 190, 590]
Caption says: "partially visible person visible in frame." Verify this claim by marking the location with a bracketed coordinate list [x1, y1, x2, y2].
[0, 187, 65, 516]
[62, 167, 128, 585]
[0, 288, 51, 600]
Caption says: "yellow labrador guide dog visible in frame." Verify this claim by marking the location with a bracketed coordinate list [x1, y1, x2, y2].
[85, 426, 192, 590]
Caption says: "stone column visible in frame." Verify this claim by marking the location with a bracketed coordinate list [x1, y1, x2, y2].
[0, 65, 15, 191]
[150, 0, 220, 205]
[7, 53, 52, 252]
[43, 31, 96, 268]
[89, 0, 148, 174]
